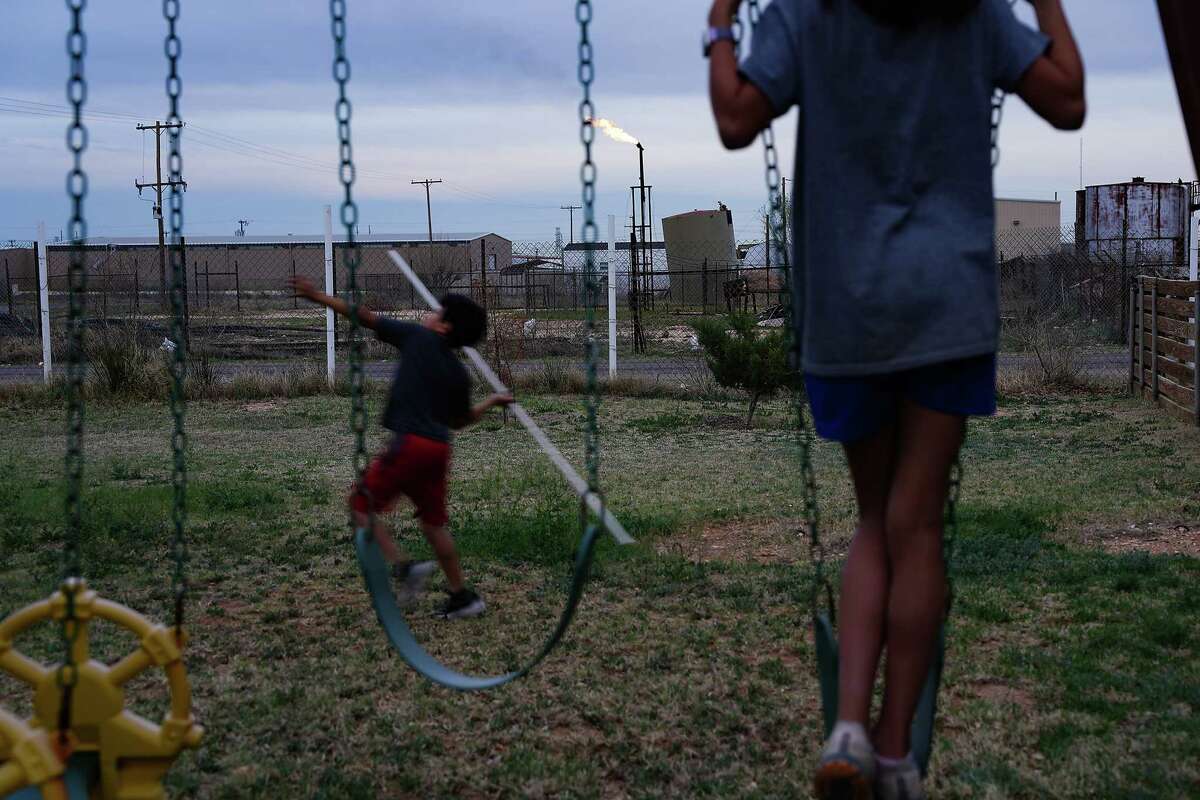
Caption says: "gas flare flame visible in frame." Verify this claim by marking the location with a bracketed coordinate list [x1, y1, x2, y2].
[587, 117, 639, 146]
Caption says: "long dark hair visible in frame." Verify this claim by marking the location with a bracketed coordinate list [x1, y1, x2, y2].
[848, 0, 982, 26]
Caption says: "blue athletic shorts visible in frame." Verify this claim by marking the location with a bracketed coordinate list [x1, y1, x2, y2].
[804, 354, 997, 443]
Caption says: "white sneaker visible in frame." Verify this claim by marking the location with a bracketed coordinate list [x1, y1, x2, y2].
[814, 721, 876, 800]
[875, 755, 925, 800]
[392, 560, 437, 606]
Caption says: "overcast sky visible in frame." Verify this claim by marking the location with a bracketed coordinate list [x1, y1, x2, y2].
[0, 0, 1193, 243]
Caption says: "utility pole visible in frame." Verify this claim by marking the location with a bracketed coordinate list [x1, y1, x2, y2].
[136, 120, 186, 306]
[412, 178, 443, 274]
[560, 205, 581, 244]
[415, 178, 448, 244]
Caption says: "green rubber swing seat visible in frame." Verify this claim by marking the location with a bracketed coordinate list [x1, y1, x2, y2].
[813, 613, 947, 777]
[4, 754, 97, 800]
[354, 523, 602, 691]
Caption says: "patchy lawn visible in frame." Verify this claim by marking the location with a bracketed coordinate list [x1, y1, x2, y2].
[1, 389, 1198, 798]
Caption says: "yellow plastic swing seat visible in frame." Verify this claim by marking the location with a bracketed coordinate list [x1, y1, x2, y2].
[0, 579, 203, 800]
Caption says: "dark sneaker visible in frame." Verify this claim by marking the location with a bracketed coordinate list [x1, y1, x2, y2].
[392, 560, 437, 606]
[439, 589, 486, 620]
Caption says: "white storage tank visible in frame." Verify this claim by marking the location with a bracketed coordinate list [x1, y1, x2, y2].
[1075, 178, 1192, 275]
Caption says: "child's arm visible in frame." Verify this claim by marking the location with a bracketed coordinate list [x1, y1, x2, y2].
[1016, 0, 1086, 130]
[288, 276, 379, 329]
[453, 393, 515, 430]
[707, 0, 775, 150]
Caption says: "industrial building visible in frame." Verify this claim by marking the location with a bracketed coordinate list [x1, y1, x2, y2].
[995, 197, 1063, 260]
[1, 232, 513, 316]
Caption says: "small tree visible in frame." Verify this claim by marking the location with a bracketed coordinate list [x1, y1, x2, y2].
[692, 313, 794, 426]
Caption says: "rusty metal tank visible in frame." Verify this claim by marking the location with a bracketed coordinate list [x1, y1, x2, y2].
[1075, 177, 1193, 275]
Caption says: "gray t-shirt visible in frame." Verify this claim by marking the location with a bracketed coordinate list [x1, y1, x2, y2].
[740, 0, 1048, 376]
[377, 319, 471, 442]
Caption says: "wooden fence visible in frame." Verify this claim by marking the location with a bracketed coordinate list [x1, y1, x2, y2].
[1130, 277, 1200, 425]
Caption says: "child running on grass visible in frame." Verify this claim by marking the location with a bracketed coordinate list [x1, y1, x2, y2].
[290, 277, 513, 620]
[707, 0, 1083, 797]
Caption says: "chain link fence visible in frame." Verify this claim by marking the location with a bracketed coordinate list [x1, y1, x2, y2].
[3, 226, 1192, 388]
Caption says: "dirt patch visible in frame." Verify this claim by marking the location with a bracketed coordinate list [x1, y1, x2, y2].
[656, 518, 810, 565]
[699, 413, 754, 430]
[1082, 521, 1200, 558]
[973, 680, 1035, 711]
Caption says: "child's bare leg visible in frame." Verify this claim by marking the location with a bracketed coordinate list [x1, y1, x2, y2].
[873, 400, 964, 758]
[836, 422, 898, 727]
[421, 521, 465, 593]
[353, 510, 406, 564]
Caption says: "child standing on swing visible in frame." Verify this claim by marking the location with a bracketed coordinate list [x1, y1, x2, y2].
[707, 0, 1083, 797]
[291, 276, 513, 620]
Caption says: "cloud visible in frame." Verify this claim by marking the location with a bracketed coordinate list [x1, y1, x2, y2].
[0, 0, 1192, 241]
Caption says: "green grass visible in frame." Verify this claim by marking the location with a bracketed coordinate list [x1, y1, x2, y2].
[1, 391, 1198, 798]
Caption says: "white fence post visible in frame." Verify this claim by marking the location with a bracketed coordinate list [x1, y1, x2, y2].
[607, 214, 617, 378]
[324, 205, 336, 388]
[37, 222, 51, 383]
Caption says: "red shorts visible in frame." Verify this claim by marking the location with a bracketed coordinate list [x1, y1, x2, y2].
[350, 434, 451, 526]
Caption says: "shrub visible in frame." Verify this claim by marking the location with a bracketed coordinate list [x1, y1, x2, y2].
[85, 323, 168, 400]
[691, 313, 795, 426]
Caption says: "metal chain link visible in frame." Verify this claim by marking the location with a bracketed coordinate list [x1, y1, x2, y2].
[163, 0, 189, 637]
[576, 0, 601, 495]
[330, 0, 368, 499]
[990, 90, 1005, 169]
[744, 0, 832, 621]
[943, 458, 962, 614]
[59, 0, 89, 743]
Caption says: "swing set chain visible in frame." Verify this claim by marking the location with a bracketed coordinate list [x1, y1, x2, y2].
[943, 458, 962, 615]
[59, 0, 89, 743]
[163, 0, 189, 636]
[990, 90, 1005, 169]
[743, 0, 833, 620]
[330, 0, 368, 490]
[989, 0, 1022, 167]
[576, 0, 601, 494]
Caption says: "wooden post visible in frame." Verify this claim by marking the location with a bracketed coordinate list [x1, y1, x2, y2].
[1193, 281, 1199, 425]
[1151, 278, 1160, 403]
[1138, 276, 1147, 393]
[1129, 277, 1138, 394]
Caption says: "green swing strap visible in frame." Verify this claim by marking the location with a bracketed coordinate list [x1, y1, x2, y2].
[4, 754, 98, 800]
[330, 0, 612, 690]
[355, 522, 602, 691]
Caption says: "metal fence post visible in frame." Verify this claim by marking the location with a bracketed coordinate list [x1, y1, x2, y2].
[479, 237, 488, 312]
[608, 215, 618, 379]
[36, 222, 51, 382]
[324, 205, 336, 388]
